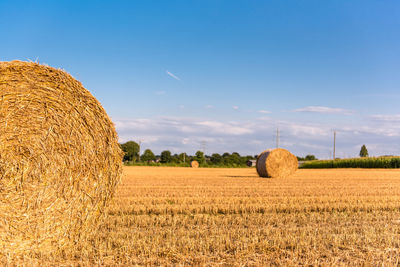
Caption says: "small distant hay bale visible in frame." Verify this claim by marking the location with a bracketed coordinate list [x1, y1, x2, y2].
[0, 61, 123, 257]
[256, 148, 298, 178]
[191, 160, 199, 168]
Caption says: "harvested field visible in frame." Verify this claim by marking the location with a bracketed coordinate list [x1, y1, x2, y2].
[86, 167, 400, 265]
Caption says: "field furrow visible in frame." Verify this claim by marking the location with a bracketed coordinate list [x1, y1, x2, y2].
[85, 167, 400, 265]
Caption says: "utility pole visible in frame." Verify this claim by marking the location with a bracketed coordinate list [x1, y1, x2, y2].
[276, 127, 280, 148]
[333, 131, 336, 160]
[138, 139, 143, 162]
[182, 138, 186, 163]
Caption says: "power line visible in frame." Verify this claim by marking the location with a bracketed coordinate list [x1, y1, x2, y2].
[201, 141, 206, 154]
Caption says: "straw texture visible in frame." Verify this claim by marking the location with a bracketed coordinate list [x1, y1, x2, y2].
[256, 148, 298, 178]
[191, 160, 199, 168]
[0, 61, 123, 257]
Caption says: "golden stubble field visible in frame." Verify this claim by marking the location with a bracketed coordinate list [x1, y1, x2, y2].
[91, 166, 400, 265]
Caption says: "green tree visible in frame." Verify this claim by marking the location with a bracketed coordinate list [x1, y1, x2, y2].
[120, 141, 140, 162]
[160, 150, 172, 163]
[195, 150, 205, 164]
[171, 154, 180, 163]
[141, 149, 155, 163]
[305, 155, 317, 161]
[222, 152, 230, 158]
[222, 152, 230, 164]
[229, 152, 241, 165]
[360, 145, 369, 157]
[178, 153, 187, 163]
[210, 153, 222, 164]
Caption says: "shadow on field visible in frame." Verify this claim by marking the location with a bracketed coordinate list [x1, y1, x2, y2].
[226, 175, 259, 178]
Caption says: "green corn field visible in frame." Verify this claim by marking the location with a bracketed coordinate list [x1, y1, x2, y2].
[301, 157, 400, 169]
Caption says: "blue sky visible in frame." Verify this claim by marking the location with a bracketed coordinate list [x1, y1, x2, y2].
[2, 0, 400, 158]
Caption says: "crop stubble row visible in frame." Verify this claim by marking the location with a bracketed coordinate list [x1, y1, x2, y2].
[92, 167, 400, 265]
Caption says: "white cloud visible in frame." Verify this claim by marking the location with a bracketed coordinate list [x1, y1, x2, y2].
[166, 70, 181, 81]
[205, 105, 214, 109]
[232, 106, 239, 110]
[258, 110, 271, 114]
[114, 118, 153, 131]
[294, 106, 353, 115]
[196, 121, 253, 135]
[182, 138, 190, 145]
[113, 115, 400, 158]
[287, 123, 330, 137]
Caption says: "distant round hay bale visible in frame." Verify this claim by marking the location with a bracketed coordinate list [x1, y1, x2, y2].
[0, 61, 123, 256]
[191, 160, 199, 168]
[256, 148, 298, 178]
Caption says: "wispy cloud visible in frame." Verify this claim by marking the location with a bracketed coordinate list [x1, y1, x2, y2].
[113, 115, 400, 158]
[371, 114, 400, 122]
[232, 106, 239, 110]
[258, 110, 271, 114]
[205, 105, 214, 109]
[115, 117, 256, 154]
[166, 70, 181, 81]
[294, 106, 353, 115]
[155, 90, 166, 95]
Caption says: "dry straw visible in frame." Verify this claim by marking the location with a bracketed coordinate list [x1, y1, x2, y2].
[256, 148, 298, 178]
[191, 160, 199, 168]
[0, 61, 123, 258]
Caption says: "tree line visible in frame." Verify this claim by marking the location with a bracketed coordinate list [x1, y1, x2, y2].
[120, 141, 256, 167]
[120, 141, 327, 168]
[121, 141, 370, 167]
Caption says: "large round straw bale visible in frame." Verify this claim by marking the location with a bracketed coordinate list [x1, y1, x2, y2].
[0, 61, 123, 256]
[191, 160, 199, 168]
[256, 148, 298, 178]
